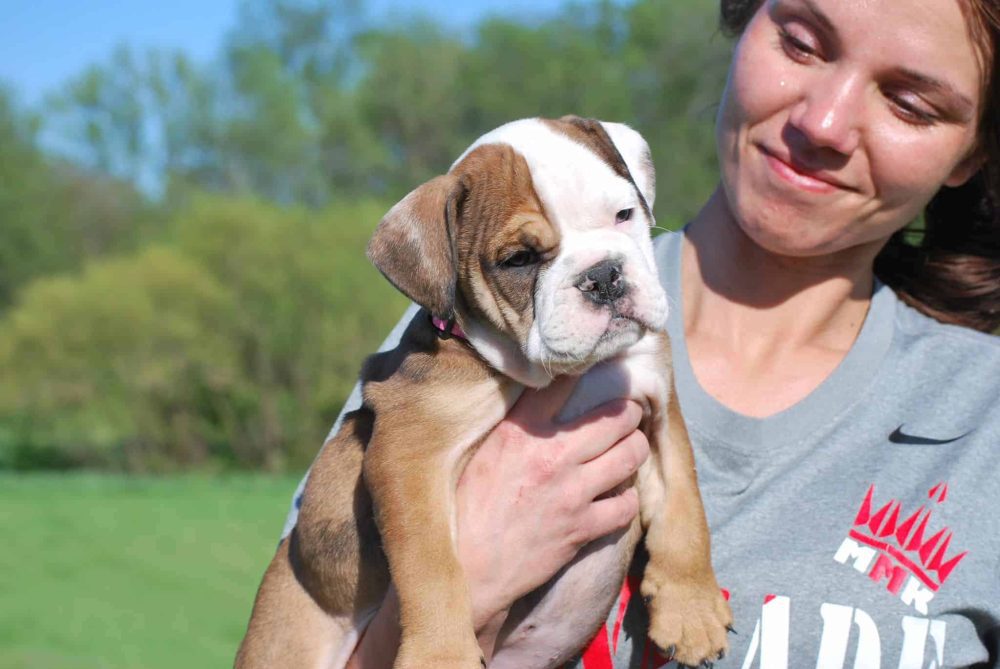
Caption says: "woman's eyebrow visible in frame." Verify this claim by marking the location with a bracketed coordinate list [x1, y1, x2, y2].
[772, 0, 840, 44]
[772, 0, 836, 33]
[796, 0, 835, 33]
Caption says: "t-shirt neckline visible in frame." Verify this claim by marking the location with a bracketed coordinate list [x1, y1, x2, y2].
[660, 229, 897, 452]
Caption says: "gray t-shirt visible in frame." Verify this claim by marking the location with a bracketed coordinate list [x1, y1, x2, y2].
[284, 230, 1000, 669]
[571, 230, 1000, 669]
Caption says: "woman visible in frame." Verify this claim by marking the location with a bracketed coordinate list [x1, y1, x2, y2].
[312, 0, 1000, 666]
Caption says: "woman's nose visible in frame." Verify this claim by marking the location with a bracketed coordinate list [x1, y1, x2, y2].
[788, 71, 864, 155]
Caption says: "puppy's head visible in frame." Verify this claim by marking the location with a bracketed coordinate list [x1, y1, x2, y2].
[368, 116, 667, 387]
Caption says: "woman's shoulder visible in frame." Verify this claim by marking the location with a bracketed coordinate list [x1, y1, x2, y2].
[879, 290, 1000, 438]
[890, 290, 1000, 365]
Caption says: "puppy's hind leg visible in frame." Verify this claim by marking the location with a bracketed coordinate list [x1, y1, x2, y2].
[237, 411, 389, 669]
[235, 538, 366, 669]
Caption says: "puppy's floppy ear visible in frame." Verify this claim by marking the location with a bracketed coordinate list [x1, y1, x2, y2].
[367, 174, 464, 318]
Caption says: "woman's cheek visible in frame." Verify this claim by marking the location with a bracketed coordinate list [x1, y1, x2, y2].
[867, 123, 973, 214]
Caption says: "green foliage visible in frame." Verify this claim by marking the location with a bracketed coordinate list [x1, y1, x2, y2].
[0, 88, 60, 306]
[48, 46, 147, 179]
[0, 86, 158, 307]
[623, 0, 734, 227]
[0, 246, 238, 469]
[0, 197, 406, 471]
[170, 195, 406, 468]
[356, 22, 470, 190]
[466, 3, 634, 126]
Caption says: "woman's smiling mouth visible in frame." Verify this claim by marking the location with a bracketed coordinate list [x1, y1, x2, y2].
[759, 144, 853, 194]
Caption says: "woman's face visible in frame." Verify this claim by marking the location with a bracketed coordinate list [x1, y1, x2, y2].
[716, 0, 985, 258]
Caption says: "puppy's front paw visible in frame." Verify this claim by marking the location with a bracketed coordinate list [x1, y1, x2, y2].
[394, 644, 486, 669]
[641, 572, 732, 668]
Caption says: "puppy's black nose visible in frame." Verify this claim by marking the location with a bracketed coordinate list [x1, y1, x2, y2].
[575, 259, 627, 305]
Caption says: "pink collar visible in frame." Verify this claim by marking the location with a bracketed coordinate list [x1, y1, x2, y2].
[431, 315, 466, 340]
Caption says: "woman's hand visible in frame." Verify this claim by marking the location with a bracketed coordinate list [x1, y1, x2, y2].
[456, 375, 650, 635]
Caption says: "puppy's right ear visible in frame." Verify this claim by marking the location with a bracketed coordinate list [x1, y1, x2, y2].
[367, 174, 464, 318]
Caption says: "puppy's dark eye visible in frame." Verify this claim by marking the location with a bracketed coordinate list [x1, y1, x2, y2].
[500, 249, 540, 268]
[616, 208, 634, 223]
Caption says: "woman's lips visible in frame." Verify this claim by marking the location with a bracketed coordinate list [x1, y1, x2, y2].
[760, 146, 848, 194]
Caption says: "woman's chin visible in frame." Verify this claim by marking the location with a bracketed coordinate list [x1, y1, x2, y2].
[735, 216, 824, 256]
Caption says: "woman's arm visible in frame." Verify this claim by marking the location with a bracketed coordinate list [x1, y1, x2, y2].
[347, 375, 649, 667]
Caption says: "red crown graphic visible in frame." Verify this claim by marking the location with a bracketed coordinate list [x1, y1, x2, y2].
[849, 483, 967, 592]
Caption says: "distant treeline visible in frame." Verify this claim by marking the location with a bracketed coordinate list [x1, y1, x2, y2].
[0, 0, 730, 471]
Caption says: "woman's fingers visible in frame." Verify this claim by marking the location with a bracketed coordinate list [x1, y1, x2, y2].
[563, 398, 645, 464]
[578, 428, 650, 501]
[580, 487, 641, 543]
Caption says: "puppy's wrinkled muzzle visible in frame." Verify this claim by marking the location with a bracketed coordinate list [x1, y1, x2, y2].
[575, 259, 627, 305]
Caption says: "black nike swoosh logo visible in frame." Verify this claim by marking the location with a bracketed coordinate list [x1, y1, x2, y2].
[889, 425, 969, 446]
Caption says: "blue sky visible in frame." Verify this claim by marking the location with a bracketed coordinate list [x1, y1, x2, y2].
[0, 0, 580, 106]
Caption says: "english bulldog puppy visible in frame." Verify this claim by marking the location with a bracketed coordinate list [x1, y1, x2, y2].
[236, 117, 732, 669]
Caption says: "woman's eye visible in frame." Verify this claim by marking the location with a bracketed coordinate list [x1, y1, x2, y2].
[778, 26, 818, 62]
[500, 249, 540, 268]
[886, 92, 938, 126]
[615, 208, 634, 223]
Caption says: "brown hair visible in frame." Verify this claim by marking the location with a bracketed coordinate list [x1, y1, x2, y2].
[720, 0, 1000, 333]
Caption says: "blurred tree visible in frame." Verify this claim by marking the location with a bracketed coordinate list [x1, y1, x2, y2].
[39, 0, 728, 218]
[0, 87, 63, 306]
[0, 246, 239, 469]
[171, 195, 406, 468]
[0, 86, 156, 307]
[146, 50, 226, 194]
[463, 1, 634, 130]
[0, 195, 406, 471]
[49, 45, 225, 200]
[216, 0, 373, 203]
[47, 45, 148, 183]
[622, 0, 733, 227]
[221, 43, 324, 202]
[355, 21, 469, 192]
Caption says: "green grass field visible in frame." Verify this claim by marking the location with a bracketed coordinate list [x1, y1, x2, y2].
[0, 473, 303, 669]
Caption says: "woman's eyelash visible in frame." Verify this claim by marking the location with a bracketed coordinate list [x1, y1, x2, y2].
[885, 93, 939, 126]
[777, 27, 816, 59]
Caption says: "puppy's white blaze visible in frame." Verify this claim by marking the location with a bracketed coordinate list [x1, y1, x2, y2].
[455, 118, 667, 378]
[600, 121, 656, 209]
